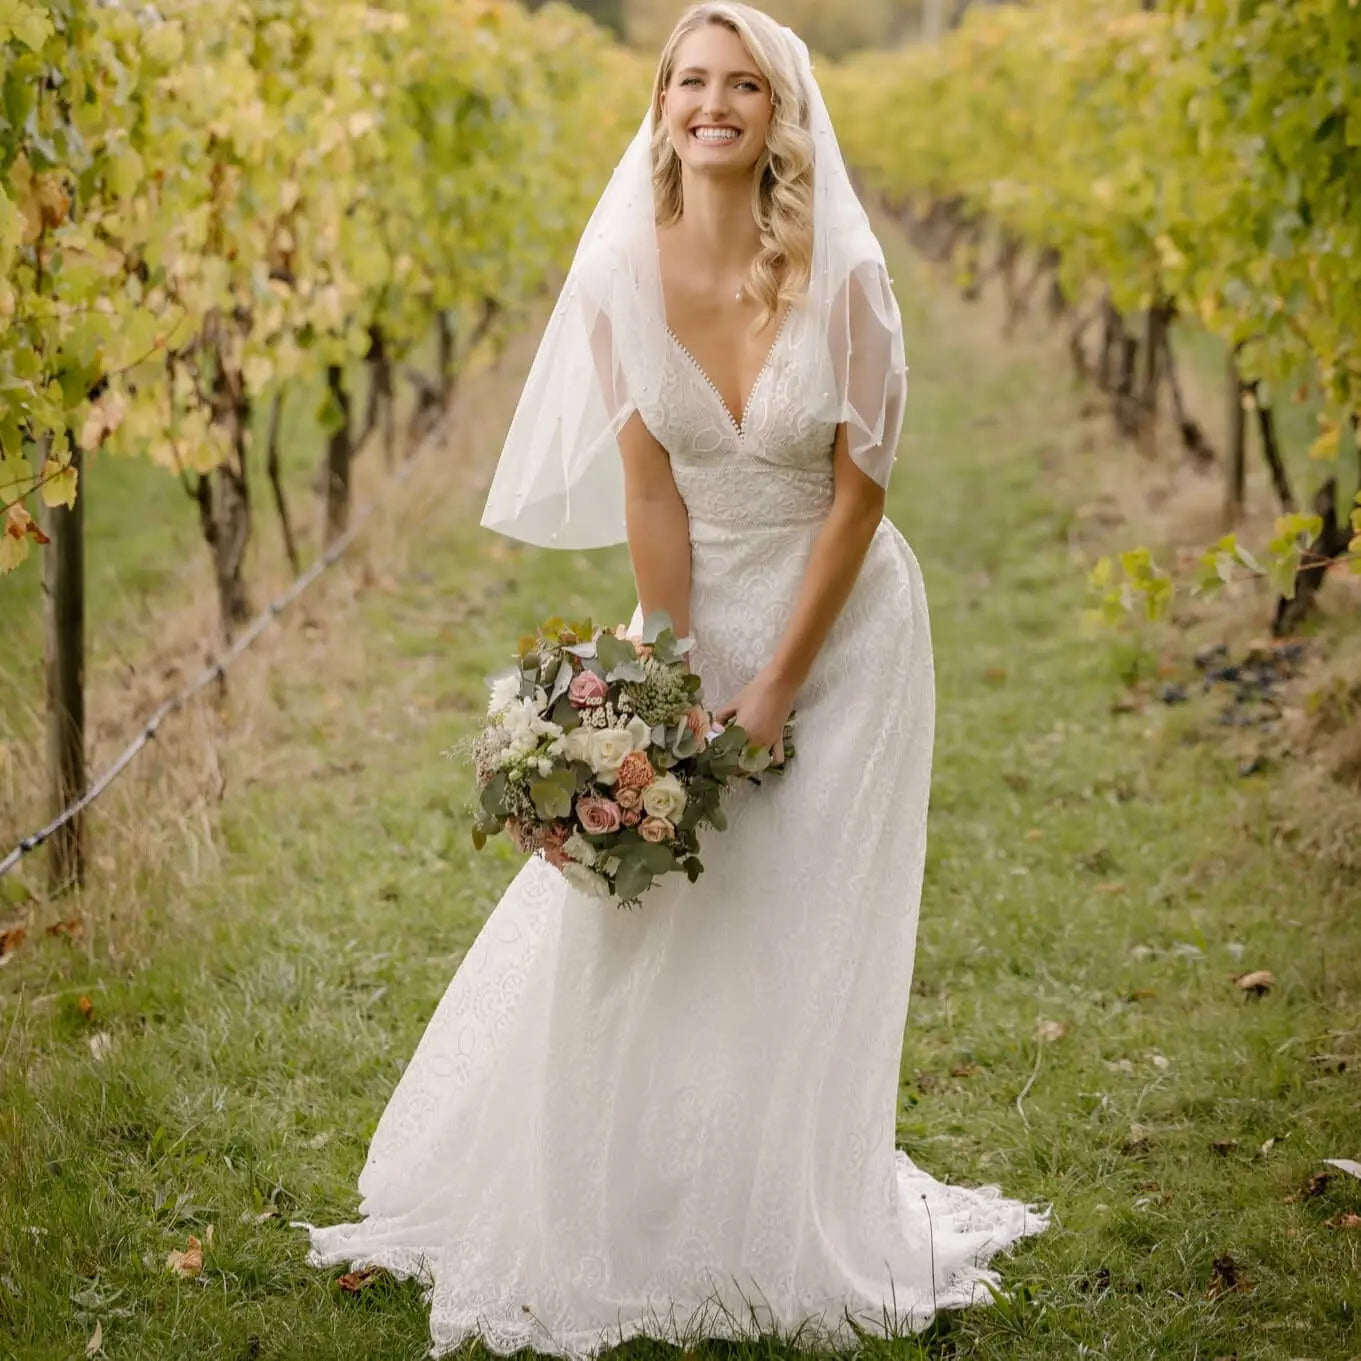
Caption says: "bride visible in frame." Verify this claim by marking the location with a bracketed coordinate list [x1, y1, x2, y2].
[300, 4, 1049, 1355]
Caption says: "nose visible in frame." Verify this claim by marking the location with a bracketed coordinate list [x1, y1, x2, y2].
[701, 81, 731, 119]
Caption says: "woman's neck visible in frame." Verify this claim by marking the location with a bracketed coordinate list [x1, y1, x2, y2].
[673, 171, 761, 284]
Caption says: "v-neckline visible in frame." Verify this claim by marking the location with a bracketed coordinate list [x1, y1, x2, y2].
[665, 305, 792, 440]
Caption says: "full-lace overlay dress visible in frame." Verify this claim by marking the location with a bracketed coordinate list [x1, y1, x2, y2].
[302, 302, 1049, 1357]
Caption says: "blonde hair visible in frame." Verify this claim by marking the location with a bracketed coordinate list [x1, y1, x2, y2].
[651, 3, 814, 330]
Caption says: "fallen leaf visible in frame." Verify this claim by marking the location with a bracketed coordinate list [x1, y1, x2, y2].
[1206, 1253, 1244, 1298]
[88, 1033, 112, 1062]
[85, 1319, 102, 1355]
[1127, 988, 1157, 1001]
[1024, 828, 1044, 841]
[1036, 1019, 1067, 1043]
[1286, 1170, 1331, 1202]
[165, 1236, 202, 1278]
[337, 1266, 384, 1294]
[1210, 1139, 1239, 1157]
[77, 996, 94, 1020]
[240, 1208, 278, 1226]
[1326, 1211, 1361, 1230]
[1234, 970, 1276, 996]
[982, 666, 1008, 684]
[0, 925, 26, 961]
[1123, 1124, 1153, 1155]
[1096, 881, 1126, 895]
[46, 918, 83, 940]
[1258, 1137, 1276, 1158]
[1324, 1158, 1361, 1181]
[949, 1062, 979, 1078]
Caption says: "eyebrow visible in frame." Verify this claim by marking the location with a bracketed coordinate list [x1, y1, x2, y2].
[675, 65, 766, 81]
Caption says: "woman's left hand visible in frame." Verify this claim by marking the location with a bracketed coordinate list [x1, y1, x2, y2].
[714, 668, 798, 764]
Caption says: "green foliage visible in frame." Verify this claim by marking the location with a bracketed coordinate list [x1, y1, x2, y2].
[825, 0, 1361, 613]
[0, 0, 648, 573]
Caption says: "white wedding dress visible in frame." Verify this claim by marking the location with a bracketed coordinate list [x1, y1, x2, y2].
[301, 301, 1050, 1356]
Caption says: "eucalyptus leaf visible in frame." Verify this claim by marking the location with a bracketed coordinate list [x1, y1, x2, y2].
[548, 660, 574, 705]
[707, 804, 728, 832]
[641, 610, 673, 645]
[607, 660, 647, 684]
[596, 632, 637, 673]
[614, 857, 654, 901]
[739, 743, 773, 774]
[638, 842, 678, 874]
[529, 777, 572, 820]
[480, 772, 509, 818]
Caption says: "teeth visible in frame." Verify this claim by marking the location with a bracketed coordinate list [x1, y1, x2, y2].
[693, 128, 739, 143]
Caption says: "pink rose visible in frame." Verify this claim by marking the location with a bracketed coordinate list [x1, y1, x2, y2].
[639, 815, 675, 843]
[576, 794, 622, 835]
[621, 809, 641, 827]
[615, 786, 643, 813]
[568, 670, 610, 708]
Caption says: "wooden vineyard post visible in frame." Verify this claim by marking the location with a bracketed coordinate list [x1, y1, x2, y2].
[42, 444, 86, 891]
[324, 363, 353, 544]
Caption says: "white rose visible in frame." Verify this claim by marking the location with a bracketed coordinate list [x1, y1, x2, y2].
[587, 727, 635, 782]
[487, 671, 521, 717]
[642, 772, 687, 821]
[560, 726, 594, 764]
[561, 862, 611, 900]
[624, 714, 652, 752]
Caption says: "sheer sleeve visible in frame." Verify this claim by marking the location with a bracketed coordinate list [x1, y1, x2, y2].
[826, 260, 908, 490]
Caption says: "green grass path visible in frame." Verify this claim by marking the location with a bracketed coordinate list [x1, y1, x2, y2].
[2, 227, 1358, 1361]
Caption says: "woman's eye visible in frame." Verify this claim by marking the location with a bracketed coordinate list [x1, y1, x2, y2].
[737, 80, 760, 92]
[679, 76, 701, 87]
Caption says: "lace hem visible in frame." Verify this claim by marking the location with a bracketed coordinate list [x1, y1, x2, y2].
[294, 1152, 1052, 1361]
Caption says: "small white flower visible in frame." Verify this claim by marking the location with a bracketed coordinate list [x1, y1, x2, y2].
[561, 862, 611, 900]
[562, 833, 597, 867]
[537, 758, 553, 777]
[487, 671, 521, 717]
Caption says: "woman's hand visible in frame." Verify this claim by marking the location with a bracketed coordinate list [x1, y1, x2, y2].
[714, 668, 798, 764]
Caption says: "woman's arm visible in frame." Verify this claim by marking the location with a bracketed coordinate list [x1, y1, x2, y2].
[617, 411, 693, 637]
[715, 424, 884, 757]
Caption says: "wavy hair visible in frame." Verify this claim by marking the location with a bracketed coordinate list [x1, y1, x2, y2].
[651, 3, 814, 330]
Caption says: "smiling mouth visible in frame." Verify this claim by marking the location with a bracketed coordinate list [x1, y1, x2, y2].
[690, 126, 741, 145]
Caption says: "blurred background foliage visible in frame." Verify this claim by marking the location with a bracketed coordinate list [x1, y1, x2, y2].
[534, 0, 994, 57]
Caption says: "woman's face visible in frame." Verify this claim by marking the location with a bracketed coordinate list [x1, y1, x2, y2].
[661, 22, 773, 179]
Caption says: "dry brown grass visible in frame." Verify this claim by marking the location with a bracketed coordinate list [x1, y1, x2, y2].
[0, 310, 550, 956]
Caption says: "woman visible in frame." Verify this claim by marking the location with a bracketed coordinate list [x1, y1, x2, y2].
[301, 5, 1049, 1355]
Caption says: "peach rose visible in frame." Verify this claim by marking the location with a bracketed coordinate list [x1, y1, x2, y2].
[638, 815, 675, 843]
[615, 786, 643, 813]
[575, 794, 622, 835]
[685, 706, 710, 750]
[621, 809, 641, 827]
[614, 750, 656, 793]
[540, 823, 570, 869]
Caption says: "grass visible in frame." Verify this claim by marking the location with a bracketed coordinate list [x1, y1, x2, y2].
[1, 217, 1359, 1361]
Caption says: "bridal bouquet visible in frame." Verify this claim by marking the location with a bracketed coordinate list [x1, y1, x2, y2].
[470, 612, 793, 907]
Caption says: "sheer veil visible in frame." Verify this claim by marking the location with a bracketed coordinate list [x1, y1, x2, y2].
[478, 20, 906, 550]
